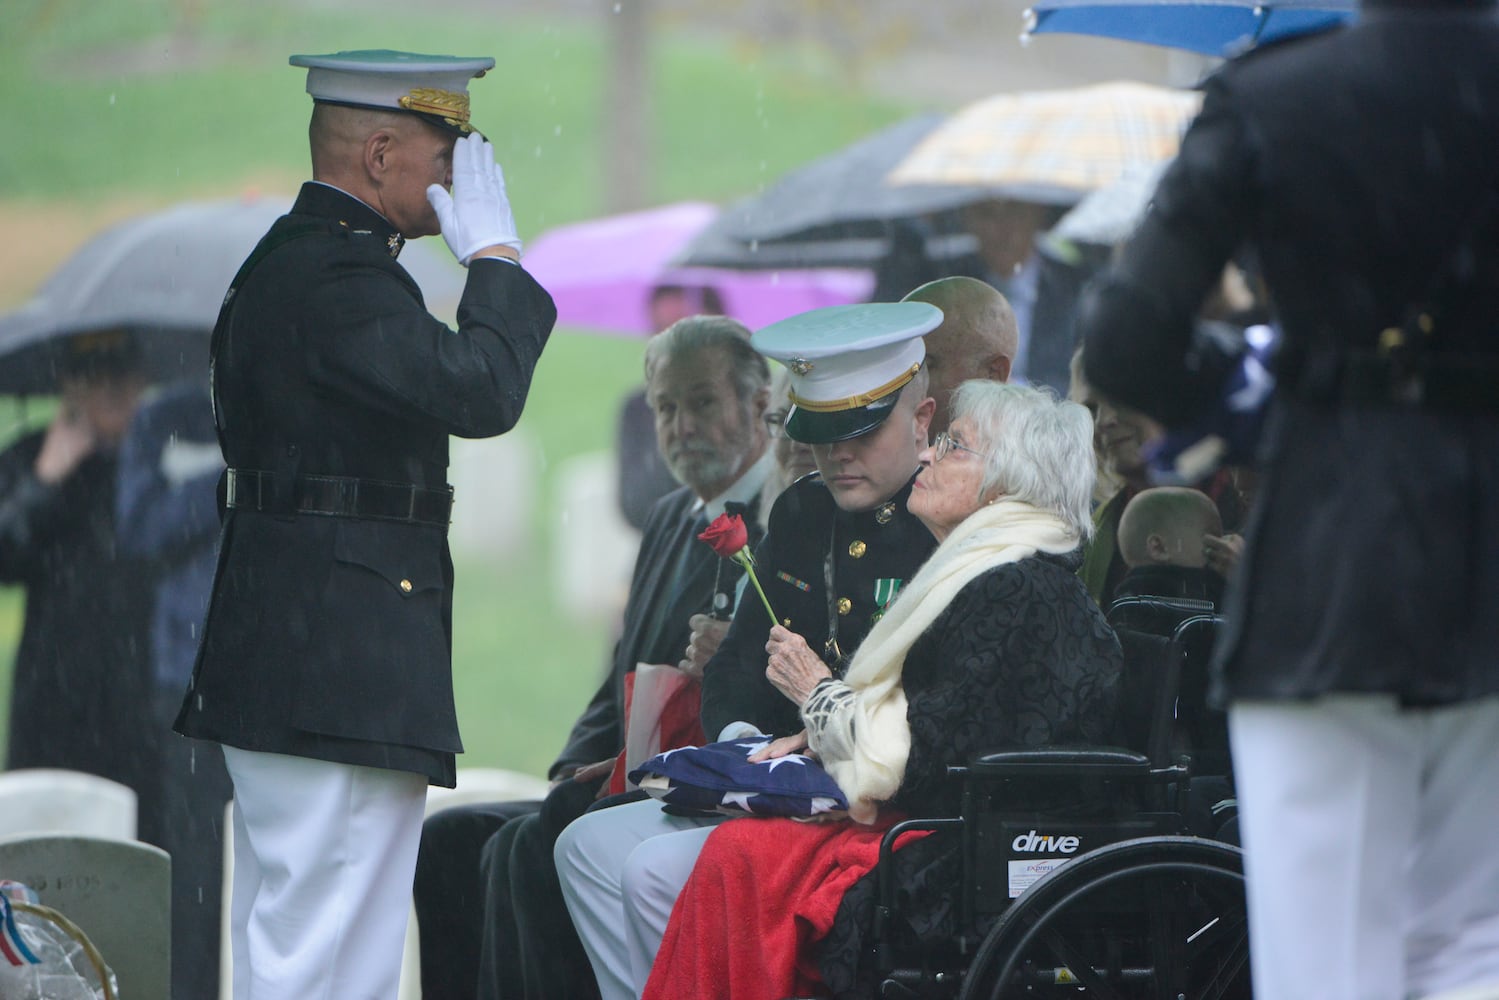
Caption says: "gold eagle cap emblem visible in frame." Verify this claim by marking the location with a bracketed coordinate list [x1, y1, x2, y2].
[788, 356, 814, 376]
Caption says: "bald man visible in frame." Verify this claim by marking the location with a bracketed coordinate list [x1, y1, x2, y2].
[902, 276, 1018, 432]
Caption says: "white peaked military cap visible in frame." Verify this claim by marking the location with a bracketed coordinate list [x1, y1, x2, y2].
[290, 49, 495, 136]
[752, 302, 942, 444]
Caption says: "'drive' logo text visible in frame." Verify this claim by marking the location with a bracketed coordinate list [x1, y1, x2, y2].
[1011, 830, 1081, 854]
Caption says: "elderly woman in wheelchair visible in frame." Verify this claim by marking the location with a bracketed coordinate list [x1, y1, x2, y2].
[638, 381, 1138, 1000]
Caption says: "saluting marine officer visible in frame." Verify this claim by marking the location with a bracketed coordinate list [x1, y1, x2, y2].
[174, 50, 556, 1000]
[554, 302, 941, 1000]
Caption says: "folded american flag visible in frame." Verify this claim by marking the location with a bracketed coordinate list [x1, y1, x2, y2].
[628, 738, 849, 819]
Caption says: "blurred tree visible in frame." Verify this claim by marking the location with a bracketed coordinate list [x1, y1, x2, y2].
[655, 0, 1179, 94]
[660, 0, 996, 85]
[604, 0, 651, 212]
[175, 0, 202, 37]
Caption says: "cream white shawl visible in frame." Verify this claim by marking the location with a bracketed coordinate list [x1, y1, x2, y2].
[804, 498, 1079, 823]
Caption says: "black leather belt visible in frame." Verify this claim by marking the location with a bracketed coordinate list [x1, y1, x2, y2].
[225, 469, 453, 526]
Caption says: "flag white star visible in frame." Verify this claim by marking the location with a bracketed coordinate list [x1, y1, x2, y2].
[721, 791, 756, 811]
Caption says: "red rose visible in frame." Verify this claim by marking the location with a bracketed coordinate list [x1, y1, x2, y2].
[698, 513, 750, 559]
[697, 512, 777, 622]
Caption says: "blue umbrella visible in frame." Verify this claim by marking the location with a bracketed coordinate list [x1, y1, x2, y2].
[1023, 0, 1355, 58]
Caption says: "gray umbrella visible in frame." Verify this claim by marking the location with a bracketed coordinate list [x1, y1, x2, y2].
[0, 196, 466, 395]
[675, 115, 1036, 271]
[1050, 160, 1170, 247]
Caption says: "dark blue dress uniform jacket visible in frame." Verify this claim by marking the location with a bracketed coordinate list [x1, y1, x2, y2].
[175, 182, 556, 785]
[1081, 1, 1499, 707]
[702, 473, 937, 741]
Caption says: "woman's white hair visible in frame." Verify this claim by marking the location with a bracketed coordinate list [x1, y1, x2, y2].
[950, 380, 1097, 540]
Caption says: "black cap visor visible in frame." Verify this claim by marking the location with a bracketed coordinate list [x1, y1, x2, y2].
[785, 386, 904, 445]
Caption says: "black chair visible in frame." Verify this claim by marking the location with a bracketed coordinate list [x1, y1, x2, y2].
[1106, 594, 1218, 634]
[1110, 598, 1235, 809]
[869, 614, 1249, 999]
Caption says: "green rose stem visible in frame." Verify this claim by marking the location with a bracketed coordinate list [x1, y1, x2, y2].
[733, 549, 777, 622]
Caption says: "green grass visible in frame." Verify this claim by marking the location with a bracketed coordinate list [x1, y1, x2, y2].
[0, 2, 914, 777]
[0, 4, 912, 228]
[446, 331, 650, 774]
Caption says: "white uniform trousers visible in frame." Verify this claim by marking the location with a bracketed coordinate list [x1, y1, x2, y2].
[1230, 694, 1499, 1000]
[555, 797, 723, 1000]
[222, 747, 427, 1000]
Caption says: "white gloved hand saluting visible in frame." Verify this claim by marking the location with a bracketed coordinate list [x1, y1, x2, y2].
[426, 133, 523, 266]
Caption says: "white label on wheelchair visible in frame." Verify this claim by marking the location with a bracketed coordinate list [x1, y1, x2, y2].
[1009, 857, 1073, 898]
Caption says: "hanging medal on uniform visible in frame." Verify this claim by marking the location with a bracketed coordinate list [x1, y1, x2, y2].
[871, 578, 903, 625]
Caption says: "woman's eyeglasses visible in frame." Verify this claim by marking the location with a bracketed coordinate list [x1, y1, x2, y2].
[932, 430, 984, 463]
[764, 410, 788, 440]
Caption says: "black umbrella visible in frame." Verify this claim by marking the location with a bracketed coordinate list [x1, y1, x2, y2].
[675, 115, 1034, 271]
[0, 197, 465, 395]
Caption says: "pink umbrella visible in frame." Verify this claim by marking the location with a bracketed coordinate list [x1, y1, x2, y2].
[522, 201, 873, 335]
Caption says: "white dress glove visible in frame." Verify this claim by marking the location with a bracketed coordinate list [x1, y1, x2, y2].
[426, 133, 523, 266]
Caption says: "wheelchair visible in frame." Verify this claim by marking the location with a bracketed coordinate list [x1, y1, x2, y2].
[867, 598, 1248, 999]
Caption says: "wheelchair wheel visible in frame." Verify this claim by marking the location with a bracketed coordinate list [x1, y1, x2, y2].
[958, 836, 1249, 1000]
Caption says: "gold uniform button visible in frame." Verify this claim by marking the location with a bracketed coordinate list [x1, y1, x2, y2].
[848, 540, 867, 559]
[399, 579, 414, 594]
[837, 597, 852, 615]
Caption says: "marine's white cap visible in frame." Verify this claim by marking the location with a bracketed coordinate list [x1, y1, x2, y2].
[752, 302, 941, 444]
[290, 49, 495, 135]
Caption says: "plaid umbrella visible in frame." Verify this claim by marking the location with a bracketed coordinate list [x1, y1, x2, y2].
[675, 115, 1008, 272]
[888, 81, 1201, 196]
[1022, 0, 1354, 58]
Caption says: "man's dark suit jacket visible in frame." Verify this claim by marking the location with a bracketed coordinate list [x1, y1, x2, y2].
[551, 484, 757, 778]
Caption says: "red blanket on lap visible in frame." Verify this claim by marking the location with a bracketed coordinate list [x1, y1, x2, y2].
[642, 814, 928, 1000]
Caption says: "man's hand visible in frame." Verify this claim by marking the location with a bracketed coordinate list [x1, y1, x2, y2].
[677, 613, 729, 682]
[765, 625, 832, 707]
[426, 133, 523, 266]
[1204, 532, 1244, 578]
[34, 407, 96, 485]
[570, 758, 616, 800]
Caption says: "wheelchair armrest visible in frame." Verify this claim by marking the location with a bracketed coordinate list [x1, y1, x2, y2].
[875, 817, 963, 973]
[965, 745, 1152, 779]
